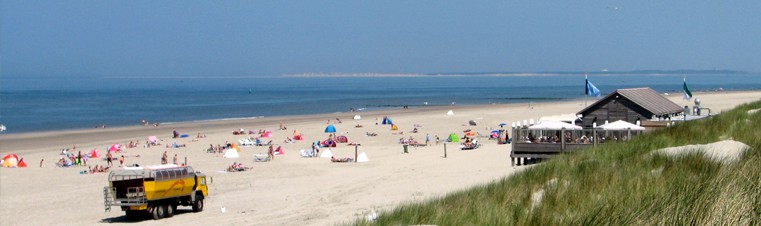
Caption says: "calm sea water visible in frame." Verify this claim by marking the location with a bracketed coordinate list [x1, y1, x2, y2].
[2, 74, 760, 133]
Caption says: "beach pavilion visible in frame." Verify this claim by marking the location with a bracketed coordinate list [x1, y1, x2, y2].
[577, 87, 684, 129]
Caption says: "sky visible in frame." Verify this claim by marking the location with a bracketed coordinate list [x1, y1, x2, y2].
[2, 1, 760, 77]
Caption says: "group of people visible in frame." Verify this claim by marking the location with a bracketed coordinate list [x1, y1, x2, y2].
[140, 119, 159, 127]
[86, 165, 110, 174]
[461, 137, 479, 149]
[161, 151, 179, 165]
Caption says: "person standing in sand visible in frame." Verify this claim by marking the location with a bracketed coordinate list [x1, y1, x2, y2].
[173, 154, 178, 165]
[161, 151, 168, 164]
[106, 152, 113, 167]
[119, 155, 125, 167]
[312, 142, 319, 157]
[268, 145, 275, 160]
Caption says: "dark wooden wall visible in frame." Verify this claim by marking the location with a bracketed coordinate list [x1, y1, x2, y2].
[580, 96, 652, 128]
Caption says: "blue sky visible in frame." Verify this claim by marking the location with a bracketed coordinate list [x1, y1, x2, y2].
[2, 1, 760, 77]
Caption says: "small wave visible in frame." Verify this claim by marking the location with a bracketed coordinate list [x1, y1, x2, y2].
[161, 116, 264, 125]
[497, 97, 566, 100]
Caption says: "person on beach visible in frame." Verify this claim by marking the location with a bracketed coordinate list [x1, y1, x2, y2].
[39, 159, 44, 168]
[161, 151, 168, 164]
[119, 155, 125, 167]
[311, 142, 319, 157]
[106, 152, 113, 167]
[76, 150, 83, 166]
[426, 133, 431, 146]
[173, 130, 179, 138]
[268, 145, 275, 160]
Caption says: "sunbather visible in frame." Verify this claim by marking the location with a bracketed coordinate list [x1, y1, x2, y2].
[331, 156, 353, 162]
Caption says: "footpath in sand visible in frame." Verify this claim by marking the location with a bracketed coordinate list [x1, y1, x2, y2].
[1, 91, 759, 226]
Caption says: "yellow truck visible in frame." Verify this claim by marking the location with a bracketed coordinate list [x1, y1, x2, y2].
[104, 165, 209, 220]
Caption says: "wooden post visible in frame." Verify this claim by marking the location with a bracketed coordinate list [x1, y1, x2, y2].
[444, 143, 447, 158]
[354, 146, 358, 162]
[561, 128, 566, 153]
[184, 157, 187, 166]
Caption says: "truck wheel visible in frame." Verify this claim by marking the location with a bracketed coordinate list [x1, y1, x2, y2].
[152, 205, 165, 220]
[165, 204, 175, 218]
[192, 195, 204, 212]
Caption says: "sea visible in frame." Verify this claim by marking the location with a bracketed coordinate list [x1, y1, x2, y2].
[2, 73, 760, 134]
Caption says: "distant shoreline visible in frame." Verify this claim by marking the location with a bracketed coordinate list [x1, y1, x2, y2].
[283, 69, 750, 78]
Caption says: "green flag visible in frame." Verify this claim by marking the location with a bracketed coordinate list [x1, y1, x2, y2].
[683, 78, 692, 100]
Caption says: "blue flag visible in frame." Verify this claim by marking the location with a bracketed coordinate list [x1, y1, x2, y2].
[585, 76, 601, 97]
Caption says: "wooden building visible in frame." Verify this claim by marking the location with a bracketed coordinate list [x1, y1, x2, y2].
[577, 87, 683, 128]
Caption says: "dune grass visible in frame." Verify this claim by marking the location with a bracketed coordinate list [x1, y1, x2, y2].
[355, 101, 761, 225]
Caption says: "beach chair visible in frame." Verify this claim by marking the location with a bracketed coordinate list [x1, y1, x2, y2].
[239, 138, 254, 146]
[460, 140, 481, 150]
[300, 149, 316, 158]
[256, 140, 273, 147]
[254, 153, 271, 162]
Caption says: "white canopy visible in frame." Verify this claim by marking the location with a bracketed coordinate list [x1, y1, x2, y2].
[223, 149, 240, 158]
[596, 120, 645, 131]
[357, 152, 369, 162]
[353, 115, 361, 119]
[528, 121, 582, 130]
[538, 113, 579, 123]
[320, 149, 333, 158]
[446, 110, 454, 116]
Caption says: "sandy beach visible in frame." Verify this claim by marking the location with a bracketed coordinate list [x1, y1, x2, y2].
[1, 91, 759, 226]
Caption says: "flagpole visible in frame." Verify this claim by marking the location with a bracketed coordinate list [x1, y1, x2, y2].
[584, 74, 588, 107]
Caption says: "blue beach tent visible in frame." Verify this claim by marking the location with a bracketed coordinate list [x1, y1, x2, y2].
[382, 117, 393, 125]
[325, 125, 337, 133]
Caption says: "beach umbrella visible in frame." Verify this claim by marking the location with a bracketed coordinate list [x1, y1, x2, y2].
[148, 136, 158, 143]
[498, 123, 507, 128]
[2, 154, 19, 167]
[325, 124, 337, 133]
[108, 144, 122, 153]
